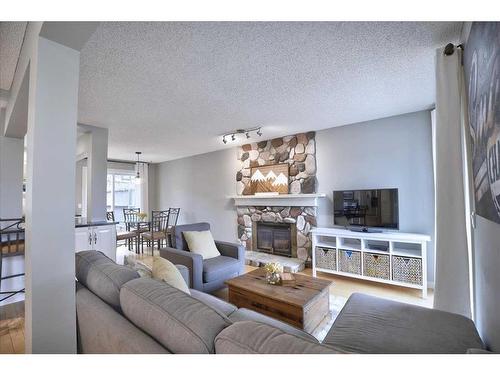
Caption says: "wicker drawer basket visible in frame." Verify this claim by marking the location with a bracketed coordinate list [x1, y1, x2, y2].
[363, 252, 390, 280]
[338, 249, 362, 275]
[392, 256, 423, 285]
[315, 247, 337, 270]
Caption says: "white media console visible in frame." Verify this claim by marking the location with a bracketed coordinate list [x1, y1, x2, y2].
[311, 227, 430, 298]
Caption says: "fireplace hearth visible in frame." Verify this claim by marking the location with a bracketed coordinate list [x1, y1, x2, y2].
[253, 222, 297, 258]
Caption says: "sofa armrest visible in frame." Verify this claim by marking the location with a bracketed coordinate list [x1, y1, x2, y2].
[175, 264, 190, 287]
[160, 247, 203, 291]
[215, 240, 245, 260]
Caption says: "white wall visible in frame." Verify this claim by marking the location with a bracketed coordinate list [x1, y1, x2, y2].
[155, 148, 240, 242]
[154, 111, 435, 283]
[316, 111, 435, 283]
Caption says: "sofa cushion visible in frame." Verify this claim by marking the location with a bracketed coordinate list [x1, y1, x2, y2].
[228, 308, 318, 342]
[189, 289, 238, 316]
[152, 256, 190, 295]
[76, 250, 139, 310]
[214, 321, 342, 354]
[202, 256, 240, 283]
[76, 283, 169, 354]
[120, 277, 232, 354]
[323, 293, 484, 354]
[183, 230, 221, 260]
[174, 222, 211, 251]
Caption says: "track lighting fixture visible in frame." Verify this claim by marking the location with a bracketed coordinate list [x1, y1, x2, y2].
[221, 126, 263, 144]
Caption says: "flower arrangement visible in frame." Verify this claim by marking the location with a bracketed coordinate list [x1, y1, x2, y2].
[264, 262, 283, 285]
[137, 212, 148, 221]
[263, 262, 283, 274]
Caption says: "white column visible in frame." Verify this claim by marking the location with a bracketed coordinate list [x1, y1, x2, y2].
[24, 36, 80, 353]
[86, 126, 108, 222]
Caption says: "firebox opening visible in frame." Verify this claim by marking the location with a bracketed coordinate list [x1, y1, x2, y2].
[254, 222, 296, 258]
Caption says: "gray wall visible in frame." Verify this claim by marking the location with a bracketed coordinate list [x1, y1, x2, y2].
[155, 148, 240, 242]
[153, 111, 435, 282]
[316, 111, 435, 283]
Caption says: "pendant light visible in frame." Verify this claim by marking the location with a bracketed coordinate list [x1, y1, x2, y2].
[135, 151, 142, 184]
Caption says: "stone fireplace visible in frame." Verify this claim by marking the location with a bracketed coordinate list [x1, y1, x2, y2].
[253, 221, 297, 258]
[234, 131, 319, 265]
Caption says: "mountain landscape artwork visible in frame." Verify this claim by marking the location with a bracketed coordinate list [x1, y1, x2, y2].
[250, 164, 289, 195]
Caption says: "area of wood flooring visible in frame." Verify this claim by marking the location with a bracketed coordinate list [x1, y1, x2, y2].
[0, 301, 24, 354]
[0, 246, 433, 354]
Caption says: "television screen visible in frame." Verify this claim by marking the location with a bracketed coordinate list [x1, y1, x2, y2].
[333, 189, 399, 229]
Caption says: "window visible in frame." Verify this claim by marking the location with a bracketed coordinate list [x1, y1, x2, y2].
[106, 171, 139, 223]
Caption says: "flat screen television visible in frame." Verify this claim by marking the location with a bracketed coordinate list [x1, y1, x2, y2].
[333, 189, 399, 230]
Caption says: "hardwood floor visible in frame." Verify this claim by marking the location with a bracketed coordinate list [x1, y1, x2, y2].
[0, 301, 24, 354]
[0, 246, 433, 354]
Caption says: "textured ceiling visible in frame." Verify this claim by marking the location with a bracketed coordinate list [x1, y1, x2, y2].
[3, 22, 463, 163]
[0, 22, 26, 91]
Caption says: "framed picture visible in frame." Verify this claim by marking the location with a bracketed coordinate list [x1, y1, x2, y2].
[250, 163, 289, 195]
[464, 22, 500, 224]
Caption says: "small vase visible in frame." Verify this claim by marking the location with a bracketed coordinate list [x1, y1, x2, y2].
[266, 271, 281, 285]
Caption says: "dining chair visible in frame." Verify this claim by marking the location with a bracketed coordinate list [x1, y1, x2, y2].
[140, 210, 169, 254]
[166, 207, 180, 246]
[108, 211, 136, 251]
[123, 208, 148, 252]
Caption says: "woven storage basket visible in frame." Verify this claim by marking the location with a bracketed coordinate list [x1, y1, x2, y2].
[363, 252, 390, 280]
[392, 256, 423, 285]
[315, 247, 337, 270]
[339, 249, 362, 275]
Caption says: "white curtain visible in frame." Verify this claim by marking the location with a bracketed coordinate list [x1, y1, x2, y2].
[137, 163, 149, 215]
[433, 46, 473, 318]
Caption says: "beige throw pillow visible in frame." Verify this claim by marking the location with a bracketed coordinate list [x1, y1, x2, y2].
[152, 257, 190, 295]
[182, 230, 221, 260]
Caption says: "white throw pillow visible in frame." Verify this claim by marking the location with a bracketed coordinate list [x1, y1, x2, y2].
[182, 230, 221, 260]
[152, 257, 190, 295]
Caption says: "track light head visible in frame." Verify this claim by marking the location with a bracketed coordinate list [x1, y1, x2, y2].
[231, 134, 236, 141]
[246, 132, 250, 139]
[222, 136, 227, 144]
[257, 128, 262, 136]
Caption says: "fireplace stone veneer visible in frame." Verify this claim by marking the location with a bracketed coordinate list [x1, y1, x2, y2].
[236, 132, 318, 264]
[237, 206, 317, 262]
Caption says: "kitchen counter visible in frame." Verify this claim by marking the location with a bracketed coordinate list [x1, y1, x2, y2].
[75, 217, 118, 228]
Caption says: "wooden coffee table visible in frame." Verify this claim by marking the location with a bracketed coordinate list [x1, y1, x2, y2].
[225, 268, 332, 333]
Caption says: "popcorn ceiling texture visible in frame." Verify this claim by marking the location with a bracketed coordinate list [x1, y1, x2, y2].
[76, 22, 462, 162]
[236, 132, 317, 263]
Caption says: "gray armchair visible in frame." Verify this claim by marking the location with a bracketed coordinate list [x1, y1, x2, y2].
[159, 222, 245, 293]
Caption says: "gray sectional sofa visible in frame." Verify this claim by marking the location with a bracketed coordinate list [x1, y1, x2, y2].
[75, 250, 485, 354]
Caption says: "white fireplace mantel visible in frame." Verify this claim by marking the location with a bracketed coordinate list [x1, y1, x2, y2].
[228, 193, 326, 207]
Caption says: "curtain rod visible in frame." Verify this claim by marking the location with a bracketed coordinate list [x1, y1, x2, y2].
[107, 158, 149, 165]
[444, 43, 464, 56]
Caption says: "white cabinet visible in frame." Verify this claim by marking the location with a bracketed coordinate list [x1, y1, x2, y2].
[311, 228, 430, 298]
[75, 224, 117, 261]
